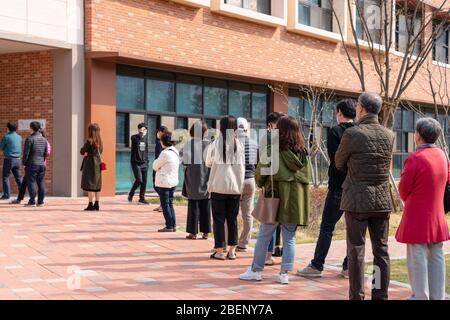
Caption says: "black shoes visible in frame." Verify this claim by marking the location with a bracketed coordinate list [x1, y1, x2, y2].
[93, 201, 99, 211]
[84, 201, 99, 211]
[0, 195, 9, 200]
[138, 199, 150, 205]
[273, 246, 283, 257]
[128, 194, 133, 203]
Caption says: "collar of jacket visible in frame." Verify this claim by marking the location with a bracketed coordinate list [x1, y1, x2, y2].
[280, 149, 306, 172]
[31, 131, 42, 137]
[356, 113, 379, 125]
[416, 143, 436, 151]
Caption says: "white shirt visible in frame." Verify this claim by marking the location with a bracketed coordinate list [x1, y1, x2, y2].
[153, 146, 180, 188]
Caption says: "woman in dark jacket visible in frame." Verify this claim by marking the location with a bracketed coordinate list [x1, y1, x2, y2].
[81, 123, 103, 211]
[182, 120, 211, 240]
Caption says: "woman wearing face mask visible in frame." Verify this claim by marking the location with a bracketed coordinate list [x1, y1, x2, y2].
[128, 123, 149, 205]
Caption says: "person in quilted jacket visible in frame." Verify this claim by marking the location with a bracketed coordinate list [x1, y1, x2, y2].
[335, 92, 395, 300]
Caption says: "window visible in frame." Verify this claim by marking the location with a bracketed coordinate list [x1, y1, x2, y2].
[176, 75, 202, 115]
[395, 7, 421, 54]
[433, 22, 449, 64]
[229, 82, 251, 118]
[392, 108, 418, 179]
[115, 65, 269, 192]
[355, 0, 382, 44]
[225, 0, 271, 15]
[298, 0, 333, 32]
[116, 75, 144, 110]
[252, 85, 268, 120]
[204, 79, 227, 116]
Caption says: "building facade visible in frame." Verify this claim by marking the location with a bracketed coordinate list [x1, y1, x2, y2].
[1, 0, 449, 196]
[0, 0, 84, 196]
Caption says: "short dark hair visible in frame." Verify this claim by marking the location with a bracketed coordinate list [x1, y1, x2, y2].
[336, 99, 356, 119]
[266, 112, 285, 126]
[137, 122, 147, 130]
[358, 92, 382, 115]
[416, 117, 442, 144]
[189, 120, 208, 138]
[7, 122, 17, 132]
[157, 125, 168, 133]
[30, 121, 41, 132]
[160, 131, 174, 147]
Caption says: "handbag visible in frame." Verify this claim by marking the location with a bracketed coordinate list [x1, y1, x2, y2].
[251, 166, 280, 225]
[99, 150, 106, 171]
[445, 173, 450, 214]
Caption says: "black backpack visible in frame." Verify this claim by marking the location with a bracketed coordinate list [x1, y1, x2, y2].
[445, 182, 450, 214]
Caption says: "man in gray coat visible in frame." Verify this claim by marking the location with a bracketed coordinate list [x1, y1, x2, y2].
[335, 92, 395, 300]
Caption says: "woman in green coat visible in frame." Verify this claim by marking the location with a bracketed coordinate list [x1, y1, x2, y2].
[240, 116, 311, 285]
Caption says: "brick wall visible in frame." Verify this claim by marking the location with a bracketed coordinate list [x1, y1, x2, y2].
[84, 0, 447, 105]
[0, 50, 54, 196]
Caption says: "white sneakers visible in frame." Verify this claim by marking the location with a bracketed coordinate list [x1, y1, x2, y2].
[239, 267, 262, 281]
[277, 272, 289, 285]
[239, 267, 290, 284]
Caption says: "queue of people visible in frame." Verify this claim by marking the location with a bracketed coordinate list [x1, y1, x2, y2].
[0, 91, 448, 300]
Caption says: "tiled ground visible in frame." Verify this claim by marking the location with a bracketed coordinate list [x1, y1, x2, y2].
[0, 196, 416, 300]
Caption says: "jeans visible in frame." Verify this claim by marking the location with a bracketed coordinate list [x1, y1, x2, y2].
[129, 163, 148, 201]
[268, 232, 276, 253]
[311, 190, 348, 271]
[26, 165, 46, 205]
[407, 243, 446, 300]
[238, 178, 256, 248]
[157, 187, 176, 229]
[252, 223, 298, 273]
[211, 193, 240, 249]
[2, 158, 22, 198]
[345, 211, 390, 300]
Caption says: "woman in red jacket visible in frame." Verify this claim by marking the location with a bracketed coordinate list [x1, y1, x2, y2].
[396, 117, 449, 300]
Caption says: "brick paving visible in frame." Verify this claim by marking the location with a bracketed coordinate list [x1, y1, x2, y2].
[0, 196, 418, 300]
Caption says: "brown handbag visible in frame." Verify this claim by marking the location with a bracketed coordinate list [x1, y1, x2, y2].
[251, 171, 280, 225]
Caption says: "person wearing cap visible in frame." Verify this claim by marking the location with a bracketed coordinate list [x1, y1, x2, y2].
[128, 122, 149, 205]
[236, 117, 258, 253]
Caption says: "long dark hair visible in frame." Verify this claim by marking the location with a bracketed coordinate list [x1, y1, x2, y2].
[277, 116, 305, 154]
[218, 116, 238, 163]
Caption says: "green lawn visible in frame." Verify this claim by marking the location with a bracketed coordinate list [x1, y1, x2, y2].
[366, 255, 450, 294]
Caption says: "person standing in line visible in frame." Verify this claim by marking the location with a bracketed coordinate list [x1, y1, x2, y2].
[207, 116, 245, 260]
[12, 128, 51, 205]
[235, 118, 258, 252]
[80, 123, 103, 211]
[335, 92, 395, 300]
[240, 116, 311, 285]
[153, 131, 180, 232]
[298, 99, 356, 278]
[0, 122, 22, 200]
[23, 121, 49, 207]
[128, 123, 150, 205]
[182, 120, 211, 240]
[265, 112, 285, 263]
[153, 126, 168, 212]
[396, 118, 449, 300]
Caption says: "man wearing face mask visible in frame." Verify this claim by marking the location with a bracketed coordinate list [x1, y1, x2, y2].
[128, 123, 149, 205]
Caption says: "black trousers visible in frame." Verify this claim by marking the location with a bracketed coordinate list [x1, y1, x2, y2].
[345, 211, 390, 300]
[211, 193, 240, 249]
[186, 199, 211, 235]
[17, 173, 28, 201]
[129, 163, 148, 201]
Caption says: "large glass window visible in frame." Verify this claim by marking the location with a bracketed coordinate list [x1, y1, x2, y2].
[115, 65, 269, 192]
[395, 7, 421, 54]
[204, 79, 227, 116]
[298, 0, 333, 32]
[229, 82, 251, 118]
[116, 75, 144, 109]
[355, 0, 382, 44]
[176, 75, 202, 115]
[433, 22, 449, 64]
[225, 0, 271, 15]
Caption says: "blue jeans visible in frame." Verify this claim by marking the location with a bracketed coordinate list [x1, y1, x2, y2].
[252, 223, 297, 272]
[26, 165, 46, 205]
[2, 158, 22, 198]
[311, 189, 348, 271]
[157, 187, 176, 229]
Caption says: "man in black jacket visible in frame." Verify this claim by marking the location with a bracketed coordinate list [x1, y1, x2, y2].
[128, 123, 149, 205]
[297, 99, 356, 278]
[23, 121, 48, 207]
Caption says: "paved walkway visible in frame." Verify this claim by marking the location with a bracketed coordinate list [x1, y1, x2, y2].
[0, 196, 428, 300]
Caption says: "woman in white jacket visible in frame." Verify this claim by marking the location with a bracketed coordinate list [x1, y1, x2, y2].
[206, 116, 245, 260]
[153, 131, 180, 232]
